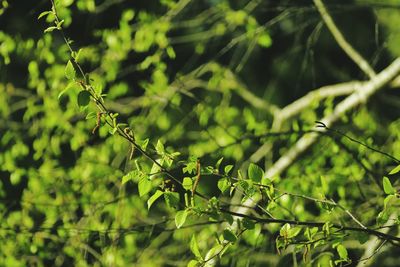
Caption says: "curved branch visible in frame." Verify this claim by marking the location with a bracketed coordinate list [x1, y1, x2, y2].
[313, 0, 376, 78]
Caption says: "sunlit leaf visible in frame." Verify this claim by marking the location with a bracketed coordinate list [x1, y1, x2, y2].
[383, 176, 395, 194]
[248, 163, 263, 182]
[336, 244, 348, 260]
[65, 60, 76, 80]
[190, 235, 202, 259]
[38, 10, 52, 20]
[389, 164, 400, 175]
[217, 177, 230, 193]
[182, 177, 193, 191]
[147, 190, 164, 210]
[138, 177, 152, 197]
[175, 210, 188, 229]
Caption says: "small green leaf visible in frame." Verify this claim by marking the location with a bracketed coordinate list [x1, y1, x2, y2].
[280, 223, 290, 237]
[65, 60, 76, 80]
[354, 232, 369, 244]
[242, 218, 255, 230]
[175, 210, 188, 229]
[77, 90, 91, 107]
[248, 163, 263, 182]
[384, 194, 396, 209]
[156, 139, 164, 154]
[336, 244, 348, 260]
[215, 157, 224, 170]
[224, 165, 233, 174]
[138, 177, 152, 197]
[147, 190, 164, 210]
[377, 210, 389, 225]
[222, 229, 237, 243]
[38, 10, 52, 20]
[140, 138, 149, 150]
[164, 191, 180, 208]
[109, 127, 118, 135]
[217, 177, 230, 193]
[182, 177, 193, 191]
[383, 176, 395, 194]
[257, 32, 272, 48]
[287, 227, 301, 238]
[56, 19, 64, 29]
[190, 235, 202, 259]
[187, 260, 200, 267]
[57, 90, 67, 100]
[389, 164, 400, 175]
[85, 112, 97, 120]
[44, 26, 58, 33]
[223, 214, 234, 225]
[122, 172, 132, 184]
[166, 46, 176, 59]
[205, 245, 222, 261]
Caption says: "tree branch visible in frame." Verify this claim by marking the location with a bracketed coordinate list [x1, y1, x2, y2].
[313, 0, 376, 78]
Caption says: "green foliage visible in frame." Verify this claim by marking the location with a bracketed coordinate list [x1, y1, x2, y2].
[2, 0, 400, 266]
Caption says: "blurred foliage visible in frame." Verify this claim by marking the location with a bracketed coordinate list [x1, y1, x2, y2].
[1, 0, 400, 266]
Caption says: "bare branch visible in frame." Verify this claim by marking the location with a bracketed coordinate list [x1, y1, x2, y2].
[277, 81, 361, 125]
[313, 0, 376, 78]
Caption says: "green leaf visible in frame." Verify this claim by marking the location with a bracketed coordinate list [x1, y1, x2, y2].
[56, 19, 64, 29]
[248, 163, 263, 182]
[287, 227, 301, 238]
[140, 138, 149, 150]
[190, 235, 202, 259]
[280, 223, 290, 237]
[147, 190, 164, 210]
[336, 244, 348, 260]
[377, 210, 389, 225]
[65, 60, 76, 80]
[175, 210, 188, 229]
[57, 82, 78, 100]
[205, 244, 223, 261]
[187, 260, 200, 267]
[223, 213, 234, 225]
[242, 218, 255, 230]
[182, 177, 193, 191]
[77, 90, 91, 107]
[383, 176, 395, 194]
[166, 46, 176, 59]
[257, 32, 272, 48]
[222, 229, 237, 243]
[164, 191, 180, 208]
[85, 112, 97, 120]
[122, 172, 133, 184]
[138, 177, 152, 197]
[389, 164, 400, 175]
[384, 194, 396, 209]
[38, 10, 52, 20]
[354, 232, 369, 244]
[156, 139, 164, 154]
[224, 165, 233, 174]
[215, 157, 224, 170]
[217, 177, 230, 193]
[44, 26, 58, 33]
